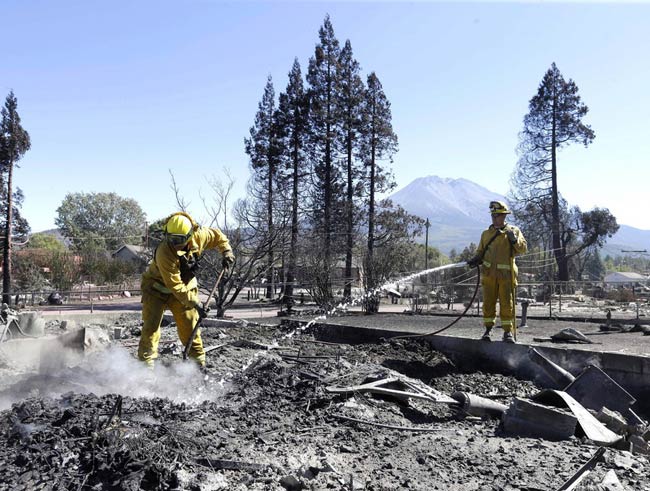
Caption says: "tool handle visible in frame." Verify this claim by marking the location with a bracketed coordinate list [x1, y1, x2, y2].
[183, 268, 226, 360]
[203, 268, 225, 310]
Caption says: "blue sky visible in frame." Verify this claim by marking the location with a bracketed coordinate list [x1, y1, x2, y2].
[4, 0, 650, 233]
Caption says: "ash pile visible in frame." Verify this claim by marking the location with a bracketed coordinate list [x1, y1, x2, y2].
[0, 312, 649, 490]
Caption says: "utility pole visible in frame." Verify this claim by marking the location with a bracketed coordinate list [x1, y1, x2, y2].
[424, 218, 430, 270]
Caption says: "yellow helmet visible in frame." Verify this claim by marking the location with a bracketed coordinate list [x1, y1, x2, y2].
[164, 213, 194, 245]
[489, 201, 511, 214]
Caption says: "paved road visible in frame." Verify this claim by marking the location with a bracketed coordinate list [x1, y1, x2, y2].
[36, 298, 288, 319]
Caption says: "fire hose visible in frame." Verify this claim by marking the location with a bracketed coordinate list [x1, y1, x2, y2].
[390, 239, 522, 342]
[389, 261, 481, 341]
[389, 228, 518, 342]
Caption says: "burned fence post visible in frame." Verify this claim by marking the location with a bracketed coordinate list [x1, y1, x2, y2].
[519, 300, 530, 329]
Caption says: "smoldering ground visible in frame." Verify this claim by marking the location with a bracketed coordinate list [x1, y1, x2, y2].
[1, 320, 649, 490]
[0, 343, 226, 410]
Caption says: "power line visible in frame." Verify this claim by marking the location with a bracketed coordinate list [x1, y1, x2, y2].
[27, 234, 147, 241]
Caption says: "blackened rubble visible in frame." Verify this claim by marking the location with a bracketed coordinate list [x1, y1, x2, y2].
[0, 321, 648, 490]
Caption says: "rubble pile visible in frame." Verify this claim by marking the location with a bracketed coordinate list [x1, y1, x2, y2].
[0, 320, 648, 490]
[1, 394, 192, 490]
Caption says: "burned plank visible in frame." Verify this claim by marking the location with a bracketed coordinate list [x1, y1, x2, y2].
[329, 413, 448, 432]
[326, 377, 457, 405]
[204, 343, 227, 354]
[196, 457, 269, 471]
[556, 447, 606, 491]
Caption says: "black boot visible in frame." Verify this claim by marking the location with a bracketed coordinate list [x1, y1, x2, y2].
[481, 327, 492, 341]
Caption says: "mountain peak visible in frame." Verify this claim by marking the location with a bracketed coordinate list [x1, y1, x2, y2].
[391, 176, 506, 224]
[389, 176, 506, 253]
[390, 175, 649, 255]
[412, 175, 473, 186]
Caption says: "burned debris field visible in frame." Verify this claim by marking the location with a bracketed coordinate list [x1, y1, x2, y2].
[0, 317, 649, 491]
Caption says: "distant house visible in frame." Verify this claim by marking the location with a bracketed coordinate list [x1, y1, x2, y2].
[332, 259, 362, 287]
[294, 258, 362, 289]
[603, 272, 647, 286]
[112, 244, 148, 269]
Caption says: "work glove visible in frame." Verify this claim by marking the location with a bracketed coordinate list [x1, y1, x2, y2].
[195, 304, 210, 320]
[505, 227, 517, 245]
[467, 256, 481, 268]
[222, 250, 235, 270]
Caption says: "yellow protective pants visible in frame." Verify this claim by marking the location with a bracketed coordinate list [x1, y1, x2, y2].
[138, 290, 205, 367]
[481, 275, 516, 335]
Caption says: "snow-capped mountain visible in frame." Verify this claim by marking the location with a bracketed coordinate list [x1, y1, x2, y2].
[389, 176, 650, 256]
[389, 176, 505, 228]
[389, 176, 506, 253]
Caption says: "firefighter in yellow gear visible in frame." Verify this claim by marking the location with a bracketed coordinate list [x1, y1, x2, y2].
[467, 201, 527, 343]
[138, 212, 235, 367]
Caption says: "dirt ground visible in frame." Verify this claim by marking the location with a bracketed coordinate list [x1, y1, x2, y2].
[0, 313, 648, 491]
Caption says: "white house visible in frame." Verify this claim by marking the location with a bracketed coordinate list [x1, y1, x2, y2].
[603, 272, 647, 286]
[112, 244, 148, 269]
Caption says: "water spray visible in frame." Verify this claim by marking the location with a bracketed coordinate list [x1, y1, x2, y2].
[389, 262, 481, 340]
[181, 262, 478, 397]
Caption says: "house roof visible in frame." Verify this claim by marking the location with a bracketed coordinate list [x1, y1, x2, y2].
[333, 258, 362, 268]
[604, 272, 647, 282]
[112, 244, 147, 256]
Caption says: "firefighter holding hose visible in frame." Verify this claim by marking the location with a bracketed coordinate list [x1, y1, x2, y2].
[467, 201, 527, 343]
[138, 212, 235, 367]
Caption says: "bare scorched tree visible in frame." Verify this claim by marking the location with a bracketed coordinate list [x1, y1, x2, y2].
[509, 63, 617, 281]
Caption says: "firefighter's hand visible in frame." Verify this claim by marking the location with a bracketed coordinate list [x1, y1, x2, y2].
[195, 304, 210, 320]
[505, 227, 517, 244]
[467, 256, 481, 268]
[222, 250, 235, 269]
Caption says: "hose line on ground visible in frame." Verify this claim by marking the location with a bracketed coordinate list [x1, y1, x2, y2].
[389, 266, 481, 341]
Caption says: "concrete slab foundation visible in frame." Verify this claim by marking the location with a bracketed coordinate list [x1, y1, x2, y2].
[306, 320, 650, 416]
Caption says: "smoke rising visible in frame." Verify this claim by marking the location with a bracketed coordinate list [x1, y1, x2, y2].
[0, 344, 225, 410]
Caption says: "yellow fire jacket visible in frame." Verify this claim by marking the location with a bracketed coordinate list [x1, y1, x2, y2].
[476, 224, 527, 281]
[141, 226, 232, 309]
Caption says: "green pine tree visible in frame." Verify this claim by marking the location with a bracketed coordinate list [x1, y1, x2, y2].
[0, 91, 31, 304]
[245, 76, 282, 298]
[359, 72, 398, 308]
[338, 40, 365, 299]
[306, 14, 345, 300]
[276, 58, 310, 306]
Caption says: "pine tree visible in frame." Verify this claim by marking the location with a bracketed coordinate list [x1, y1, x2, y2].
[0, 91, 31, 304]
[337, 40, 365, 299]
[276, 58, 310, 306]
[0, 187, 30, 244]
[511, 63, 594, 281]
[245, 76, 281, 298]
[306, 15, 344, 299]
[359, 72, 397, 306]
